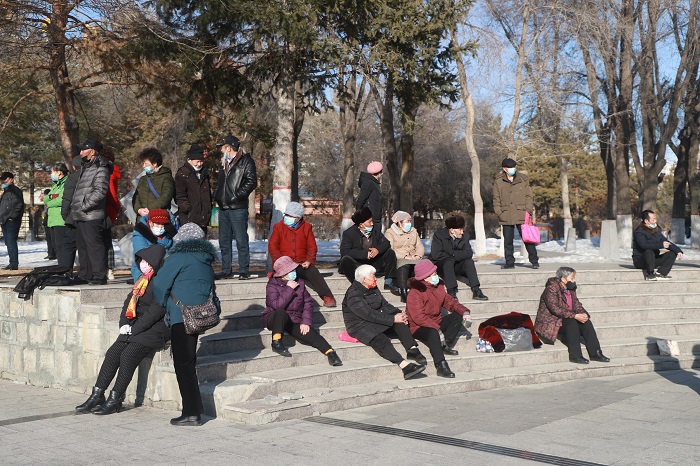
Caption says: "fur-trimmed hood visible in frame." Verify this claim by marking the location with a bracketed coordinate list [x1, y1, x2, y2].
[170, 238, 217, 259]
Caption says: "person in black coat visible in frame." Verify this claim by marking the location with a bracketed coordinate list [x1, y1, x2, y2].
[75, 244, 169, 415]
[0, 172, 24, 270]
[632, 209, 683, 280]
[339, 207, 399, 294]
[59, 157, 80, 273]
[429, 216, 488, 301]
[342, 264, 427, 379]
[175, 145, 212, 234]
[355, 161, 383, 228]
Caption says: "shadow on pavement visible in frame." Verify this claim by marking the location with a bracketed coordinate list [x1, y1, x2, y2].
[646, 337, 700, 395]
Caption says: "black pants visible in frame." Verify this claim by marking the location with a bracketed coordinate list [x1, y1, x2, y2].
[395, 265, 415, 290]
[633, 249, 676, 276]
[558, 318, 602, 360]
[76, 220, 108, 281]
[435, 258, 480, 295]
[412, 312, 463, 363]
[367, 322, 417, 364]
[339, 249, 397, 283]
[296, 265, 333, 298]
[267, 308, 332, 354]
[171, 323, 203, 416]
[95, 340, 154, 394]
[103, 227, 114, 270]
[50, 226, 67, 263]
[60, 225, 77, 271]
[503, 224, 539, 266]
[46, 226, 56, 259]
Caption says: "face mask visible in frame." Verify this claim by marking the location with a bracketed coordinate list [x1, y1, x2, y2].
[364, 226, 373, 234]
[565, 281, 577, 291]
[429, 275, 440, 286]
[51, 174, 59, 182]
[286, 270, 297, 281]
[366, 278, 377, 289]
[648, 223, 657, 229]
[151, 225, 165, 236]
[139, 261, 153, 275]
[507, 167, 516, 176]
[283, 216, 297, 227]
[402, 223, 412, 233]
[144, 166, 154, 174]
[1, 183, 9, 189]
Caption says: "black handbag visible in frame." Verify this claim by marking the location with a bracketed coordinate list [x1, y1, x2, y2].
[169, 286, 220, 335]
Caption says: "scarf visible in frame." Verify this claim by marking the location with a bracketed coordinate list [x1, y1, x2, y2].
[125, 270, 154, 320]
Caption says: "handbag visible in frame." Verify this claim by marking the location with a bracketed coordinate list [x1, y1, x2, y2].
[521, 211, 540, 244]
[169, 286, 220, 335]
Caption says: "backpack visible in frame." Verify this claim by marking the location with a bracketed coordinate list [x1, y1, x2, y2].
[14, 265, 73, 301]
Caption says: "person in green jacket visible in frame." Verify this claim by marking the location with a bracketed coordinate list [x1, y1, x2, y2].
[133, 148, 175, 220]
[43, 162, 70, 268]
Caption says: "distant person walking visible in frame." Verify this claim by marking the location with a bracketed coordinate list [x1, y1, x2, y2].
[356, 161, 383, 229]
[632, 210, 683, 280]
[493, 157, 539, 269]
[0, 172, 24, 270]
[175, 144, 212, 234]
[214, 134, 257, 280]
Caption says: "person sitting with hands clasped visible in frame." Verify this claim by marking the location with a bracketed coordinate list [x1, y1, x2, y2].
[632, 209, 683, 281]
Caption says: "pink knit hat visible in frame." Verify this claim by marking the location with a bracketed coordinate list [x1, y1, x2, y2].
[367, 161, 383, 175]
[414, 259, 437, 281]
[273, 256, 299, 277]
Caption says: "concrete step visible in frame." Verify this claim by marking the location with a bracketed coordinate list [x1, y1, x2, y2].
[210, 354, 699, 424]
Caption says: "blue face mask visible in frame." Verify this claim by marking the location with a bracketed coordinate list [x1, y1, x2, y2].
[1, 183, 8, 189]
[364, 226, 373, 234]
[151, 225, 165, 236]
[429, 275, 440, 286]
[286, 270, 297, 281]
[283, 216, 298, 227]
[402, 222, 412, 233]
[51, 174, 59, 182]
[507, 167, 516, 176]
[144, 166, 154, 174]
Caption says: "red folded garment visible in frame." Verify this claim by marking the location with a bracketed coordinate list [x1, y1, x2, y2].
[478, 312, 542, 353]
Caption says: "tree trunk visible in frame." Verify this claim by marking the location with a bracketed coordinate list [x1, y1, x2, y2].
[291, 79, 305, 202]
[559, 156, 573, 240]
[339, 70, 366, 233]
[269, 72, 295, 235]
[370, 75, 399, 229]
[399, 104, 418, 213]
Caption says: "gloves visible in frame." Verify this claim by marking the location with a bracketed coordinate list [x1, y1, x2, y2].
[119, 325, 132, 335]
[164, 223, 178, 239]
[462, 313, 472, 329]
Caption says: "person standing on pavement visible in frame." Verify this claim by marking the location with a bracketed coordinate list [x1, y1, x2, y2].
[356, 161, 384, 229]
[175, 144, 212, 235]
[0, 172, 24, 270]
[632, 210, 683, 280]
[493, 157, 539, 269]
[71, 139, 112, 285]
[133, 148, 175, 221]
[214, 134, 257, 280]
[43, 163, 69, 267]
[268, 201, 337, 307]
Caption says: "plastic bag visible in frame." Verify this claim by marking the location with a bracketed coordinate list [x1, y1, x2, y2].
[497, 327, 534, 352]
[118, 232, 134, 267]
[657, 339, 680, 356]
[522, 211, 540, 244]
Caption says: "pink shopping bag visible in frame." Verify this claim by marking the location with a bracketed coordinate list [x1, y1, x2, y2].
[521, 211, 540, 244]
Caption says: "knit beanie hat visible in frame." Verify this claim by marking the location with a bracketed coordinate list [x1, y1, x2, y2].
[414, 259, 438, 281]
[173, 222, 204, 242]
[148, 209, 170, 224]
[391, 211, 411, 223]
[285, 202, 305, 218]
[273, 256, 299, 277]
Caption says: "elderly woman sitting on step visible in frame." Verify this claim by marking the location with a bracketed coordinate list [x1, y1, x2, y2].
[534, 266, 610, 364]
[384, 210, 424, 302]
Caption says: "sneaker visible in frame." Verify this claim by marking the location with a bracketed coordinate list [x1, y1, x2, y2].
[215, 272, 235, 280]
[644, 272, 658, 281]
[238, 273, 251, 280]
[656, 274, 672, 280]
[322, 296, 337, 307]
[501, 264, 515, 269]
[107, 269, 115, 281]
[402, 362, 426, 380]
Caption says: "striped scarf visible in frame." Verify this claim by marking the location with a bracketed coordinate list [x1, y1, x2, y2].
[125, 270, 154, 319]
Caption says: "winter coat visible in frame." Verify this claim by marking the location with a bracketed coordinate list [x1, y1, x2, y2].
[534, 277, 588, 344]
[0, 184, 24, 225]
[214, 153, 257, 210]
[342, 280, 401, 344]
[339, 225, 391, 262]
[355, 172, 382, 225]
[70, 155, 111, 223]
[405, 278, 468, 333]
[131, 215, 176, 281]
[429, 228, 473, 264]
[493, 171, 534, 226]
[43, 177, 66, 227]
[175, 162, 212, 228]
[151, 238, 219, 328]
[106, 164, 121, 223]
[61, 170, 79, 227]
[268, 219, 318, 265]
[632, 224, 682, 258]
[263, 277, 314, 328]
[117, 244, 170, 349]
[384, 224, 424, 260]
[133, 166, 175, 214]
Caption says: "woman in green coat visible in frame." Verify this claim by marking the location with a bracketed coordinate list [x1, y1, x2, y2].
[44, 162, 70, 268]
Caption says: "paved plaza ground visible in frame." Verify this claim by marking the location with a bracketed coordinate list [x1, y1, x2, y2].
[1, 369, 699, 465]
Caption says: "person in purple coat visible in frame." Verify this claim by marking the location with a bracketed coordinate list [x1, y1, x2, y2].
[263, 256, 343, 366]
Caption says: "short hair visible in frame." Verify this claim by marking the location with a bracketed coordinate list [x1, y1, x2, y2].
[52, 162, 69, 176]
[355, 264, 376, 282]
[641, 209, 655, 221]
[555, 266, 576, 279]
[138, 148, 163, 166]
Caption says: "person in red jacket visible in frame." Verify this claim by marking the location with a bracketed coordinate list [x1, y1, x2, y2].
[268, 202, 336, 307]
[405, 260, 472, 378]
[102, 149, 121, 280]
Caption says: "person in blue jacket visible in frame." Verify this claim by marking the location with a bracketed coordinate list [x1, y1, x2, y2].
[131, 208, 176, 281]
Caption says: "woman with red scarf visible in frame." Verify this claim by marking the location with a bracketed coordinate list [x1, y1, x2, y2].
[75, 244, 169, 415]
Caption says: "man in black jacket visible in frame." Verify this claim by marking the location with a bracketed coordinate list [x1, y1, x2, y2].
[175, 144, 212, 234]
[632, 210, 683, 280]
[339, 207, 399, 294]
[430, 215, 488, 301]
[60, 157, 81, 272]
[214, 135, 257, 280]
[0, 172, 24, 270]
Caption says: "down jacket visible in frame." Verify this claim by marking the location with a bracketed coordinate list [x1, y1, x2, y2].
[405, 278, 468, 334]
[493, 171, 534, 226]
[429, 228, 472, 263]
[70, 155, 112, 222]
[214, 152, 257, 210]
[0, 184, 24, 225]
[175, 162, 212, 228]
[263, 277, 314, 328]
[355, 172, 382, 225]
[268, 219, 318, 265]
[342, 280, 401, 344]
[533, 277, 588, 344]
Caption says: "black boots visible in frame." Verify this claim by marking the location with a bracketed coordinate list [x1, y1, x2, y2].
[590, 350, 610, 362]
[442, 344, 459, 356]
[327, 351, 343, 366]
[471, 287, 489, 301]
[93, 390, 124, 415]
[407, 347, 428, 366]
[396, 266, 411, 303]
[75, 386, 105, 413]
[271, 339, 292, 357]
[436, 360, 455, 378]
